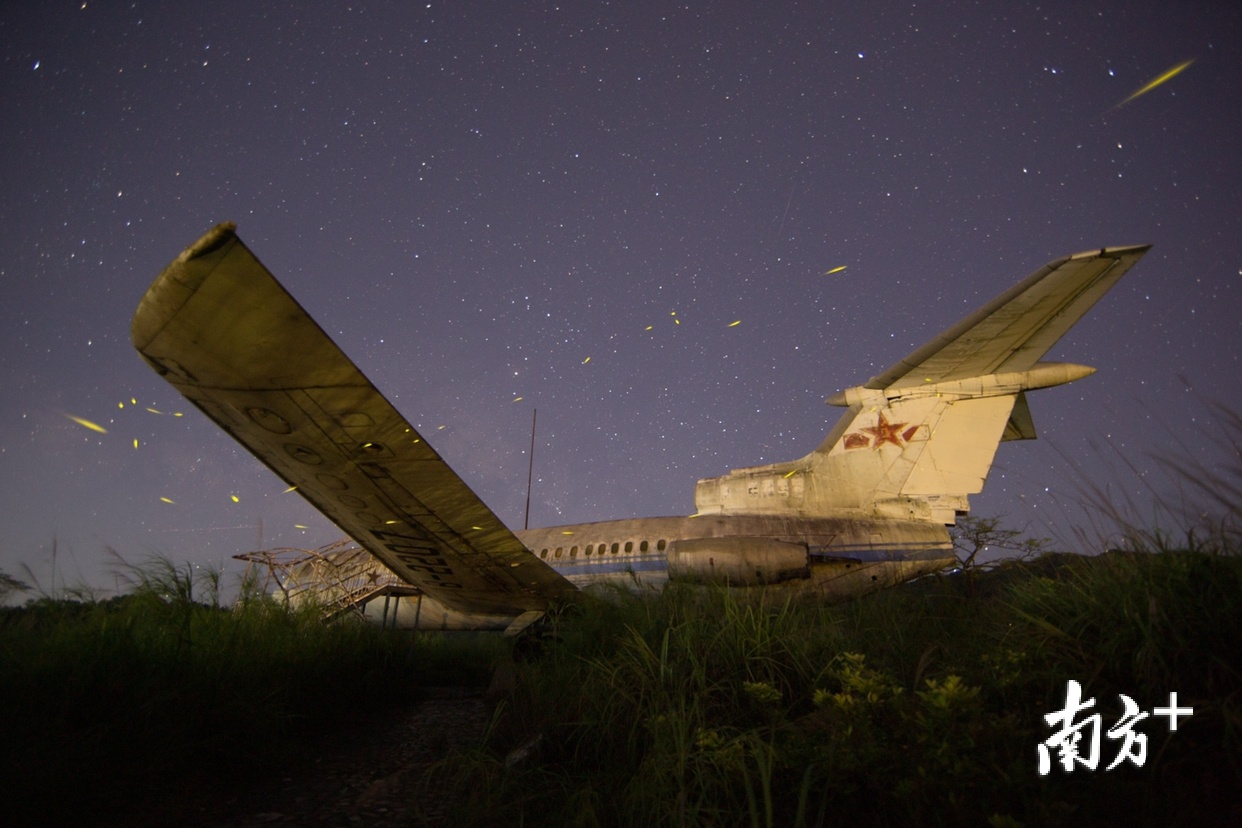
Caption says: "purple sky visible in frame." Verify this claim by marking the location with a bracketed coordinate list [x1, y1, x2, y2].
[3, 1, 1240, 593]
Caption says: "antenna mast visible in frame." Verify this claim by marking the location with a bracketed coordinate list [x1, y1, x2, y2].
[524, 408, 537, 530]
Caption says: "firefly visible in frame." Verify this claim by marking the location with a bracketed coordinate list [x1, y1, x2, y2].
[583, 356, 591, 364]
[230, 494, 239, 503]
[65, 414, 108, 434]
[727, 320, 741, 327]
[283, 485, 297, 493]
[1117, 59, 1194, 107]
[160, 497, 175, 504]
[133, 438, 139, 449]
[513, 396, 523, 402]
[824, 265, 847, 275]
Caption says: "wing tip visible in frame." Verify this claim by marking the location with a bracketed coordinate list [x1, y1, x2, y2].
[1069, 243, 1152, 261]
[179, 221, 238, 264]
[132, 222, 240, 351]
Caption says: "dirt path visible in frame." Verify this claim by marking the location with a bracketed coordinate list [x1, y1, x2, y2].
[188, 689, 491, 828]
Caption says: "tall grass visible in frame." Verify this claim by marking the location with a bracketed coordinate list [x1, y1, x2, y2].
[434, 549, 1242, 827]
[0, 556, 503, 826]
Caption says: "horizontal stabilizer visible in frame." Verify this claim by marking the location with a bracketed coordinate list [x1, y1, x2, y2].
[865, 245, 1150, 391]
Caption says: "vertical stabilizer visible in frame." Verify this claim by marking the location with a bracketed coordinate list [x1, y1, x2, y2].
[694, 246, 1149, 523]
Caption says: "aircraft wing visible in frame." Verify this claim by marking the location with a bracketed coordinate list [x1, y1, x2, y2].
[865, 245, 1151, 391]
[131, 223, 575, 616]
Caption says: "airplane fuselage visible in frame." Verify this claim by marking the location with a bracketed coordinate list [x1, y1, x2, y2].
[360, 513, 954, 630]
[134, 226, 1149, 631]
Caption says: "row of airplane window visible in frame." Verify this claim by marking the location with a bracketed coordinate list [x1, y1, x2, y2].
[537, 539, 669, 560]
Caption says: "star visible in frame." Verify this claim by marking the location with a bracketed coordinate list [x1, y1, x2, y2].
[861, 411, 908, 449]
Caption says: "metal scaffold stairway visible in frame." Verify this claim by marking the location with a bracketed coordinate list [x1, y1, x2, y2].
[235, 538, 418, 620]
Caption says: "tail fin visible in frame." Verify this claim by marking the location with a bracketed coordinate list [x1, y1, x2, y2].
[694, 245, 1150, 523]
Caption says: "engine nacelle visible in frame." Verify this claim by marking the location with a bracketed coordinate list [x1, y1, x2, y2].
[666, 536, 810, 586]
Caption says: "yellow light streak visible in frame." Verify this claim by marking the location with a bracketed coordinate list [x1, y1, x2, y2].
[727, 320, 741, 327]
[65, 414, 108, 434]
[824, 265, 847, 275]
[1118, 59, 1194, 107]
[159, 497, 175, 504]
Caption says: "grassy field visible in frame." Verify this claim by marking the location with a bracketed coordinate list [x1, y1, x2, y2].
[435, 544, 1242, 827]
[0, 560, 504, 826]
[3, 535, 1239, 826]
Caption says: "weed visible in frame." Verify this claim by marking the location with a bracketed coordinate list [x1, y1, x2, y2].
[0, 554, 501, 826]
[437, 547, 1242, 827]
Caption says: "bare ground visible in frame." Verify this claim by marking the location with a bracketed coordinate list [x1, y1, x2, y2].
[174, 689, 491, 828]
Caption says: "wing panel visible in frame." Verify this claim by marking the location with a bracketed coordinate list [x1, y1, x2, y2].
[132, 224, 574, 615]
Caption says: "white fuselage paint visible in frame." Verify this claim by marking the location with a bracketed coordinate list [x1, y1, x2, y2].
[362, 512, 954, 630]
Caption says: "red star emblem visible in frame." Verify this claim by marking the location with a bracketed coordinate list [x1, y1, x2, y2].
[860, 411, 908, 449]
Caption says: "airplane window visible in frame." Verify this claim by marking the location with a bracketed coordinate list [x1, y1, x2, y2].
[640, 540, 649, 552]
[555, 547, 563, 558]
[540, 549, 548, 559]
[625, 541, 633, 553]
[570, 546, 579, 557]
[657, 539, 667, 551]
[585, 544, 594, 556]
[610, 543, 619, 554]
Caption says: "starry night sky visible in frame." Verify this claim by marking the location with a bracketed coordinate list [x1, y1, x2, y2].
[3, 1, 1240, 593]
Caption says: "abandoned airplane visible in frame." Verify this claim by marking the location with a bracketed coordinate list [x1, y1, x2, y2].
[131, 224, 1148, 630]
